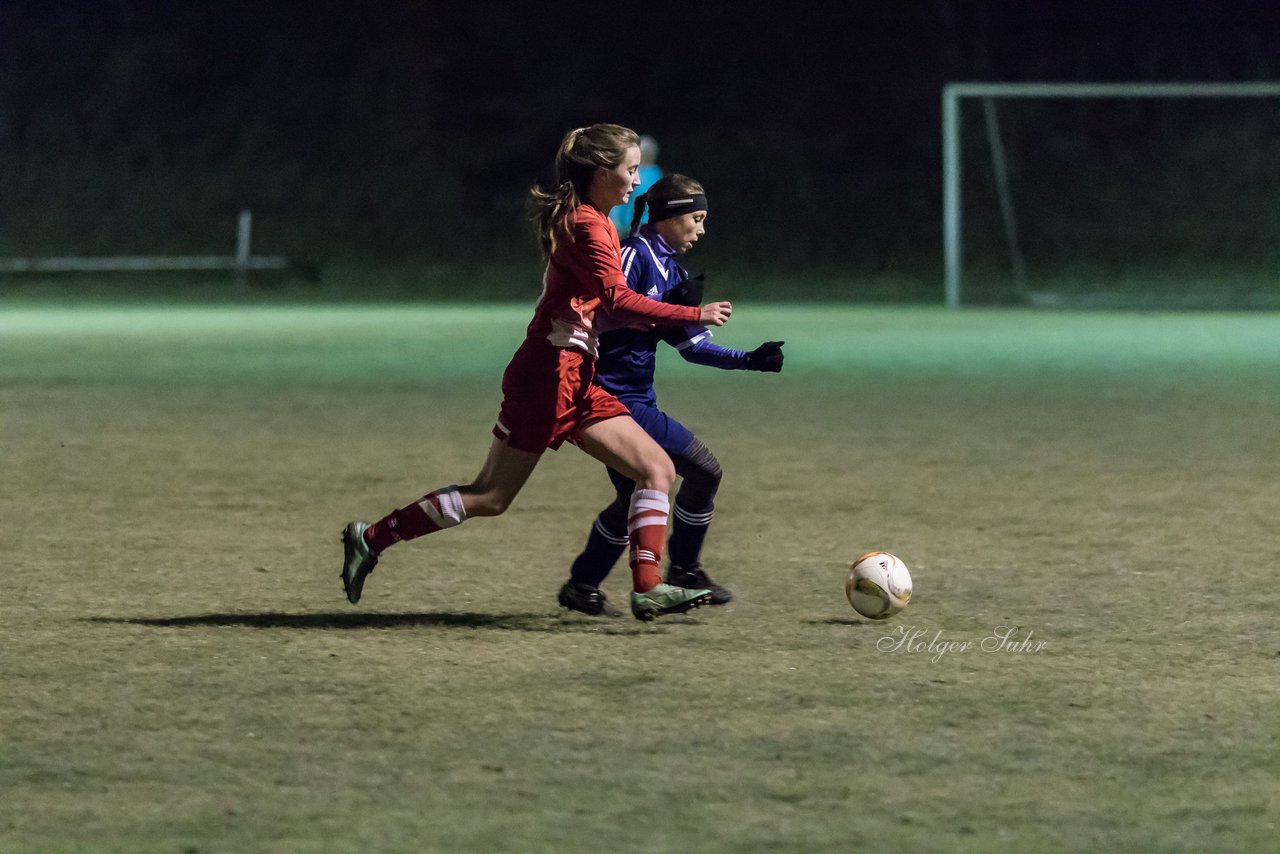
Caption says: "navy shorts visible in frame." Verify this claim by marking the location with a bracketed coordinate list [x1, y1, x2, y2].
[623, 400, 696, 457]
[605, 399, 697, 495]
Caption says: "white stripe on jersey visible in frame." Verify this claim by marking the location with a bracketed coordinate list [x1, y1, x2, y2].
[546, 316, 598, 357]
[635, 235, 669, 280]
[620, 245, 637, 278]
[673, 330, 712, 352]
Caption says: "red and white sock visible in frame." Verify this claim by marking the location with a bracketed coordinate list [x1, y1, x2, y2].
[365, 486, 466, 554]
[628, 488, 670, 592]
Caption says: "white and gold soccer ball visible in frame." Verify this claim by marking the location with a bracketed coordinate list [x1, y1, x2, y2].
[845, 551, 912, 619]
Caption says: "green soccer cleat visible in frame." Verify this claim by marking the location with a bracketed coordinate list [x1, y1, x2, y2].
[340, 521, 378, 605]
[667, 564, 733, 605]
[629, 582, 713, 622]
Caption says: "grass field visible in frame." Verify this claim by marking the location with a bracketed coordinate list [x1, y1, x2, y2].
[2, 299, 1278, 853]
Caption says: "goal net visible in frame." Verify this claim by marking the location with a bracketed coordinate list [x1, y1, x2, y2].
[943, 82, 1280, 309]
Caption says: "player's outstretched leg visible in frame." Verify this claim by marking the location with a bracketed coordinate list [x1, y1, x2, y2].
[341, 485, 467, 605]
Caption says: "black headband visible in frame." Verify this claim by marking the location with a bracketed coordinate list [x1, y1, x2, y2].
[647, 194, 708, 222]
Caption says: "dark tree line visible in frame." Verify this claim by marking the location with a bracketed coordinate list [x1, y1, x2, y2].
[2, 1, 1279, 280]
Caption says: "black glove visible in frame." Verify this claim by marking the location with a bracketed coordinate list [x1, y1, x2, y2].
[663, 273, 705, 307]
[746, 340, 785, 372]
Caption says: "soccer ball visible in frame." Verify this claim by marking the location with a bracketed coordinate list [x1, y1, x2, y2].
[846, 551, 912, 619]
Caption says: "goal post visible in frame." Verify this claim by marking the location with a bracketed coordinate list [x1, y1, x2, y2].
[942, 81, 1280, 309]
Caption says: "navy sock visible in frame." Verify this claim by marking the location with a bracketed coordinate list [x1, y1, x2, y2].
[569, 516, 628, 588]
[668, 499, 713, 570]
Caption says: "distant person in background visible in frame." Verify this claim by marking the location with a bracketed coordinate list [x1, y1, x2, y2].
[340, 124, 736, 621]
[609, 134, 662, 235]
[557, 174, 786, 617]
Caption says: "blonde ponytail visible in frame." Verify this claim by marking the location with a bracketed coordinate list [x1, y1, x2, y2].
[530, 123, 640, 259]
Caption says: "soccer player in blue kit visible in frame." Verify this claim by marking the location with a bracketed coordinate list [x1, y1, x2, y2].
[558, 174, 786, 617]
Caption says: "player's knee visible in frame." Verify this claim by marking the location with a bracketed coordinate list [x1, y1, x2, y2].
[461, 485, 513, 517]
[680, 440, 723, 497]
[699, 457, 723, 491]
[485, 494, 513, 516]
[635, 455, 676, 492]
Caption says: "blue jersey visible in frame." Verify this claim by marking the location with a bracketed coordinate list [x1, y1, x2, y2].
[594, 226, 749, 407]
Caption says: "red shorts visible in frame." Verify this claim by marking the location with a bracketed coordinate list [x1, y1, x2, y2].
[492, 340, 629, 454]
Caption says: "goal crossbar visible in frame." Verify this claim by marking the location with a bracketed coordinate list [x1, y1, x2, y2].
[0, 209, 288, 282]
[942, 81, 1280, 308]
[0, 255, 288, 274]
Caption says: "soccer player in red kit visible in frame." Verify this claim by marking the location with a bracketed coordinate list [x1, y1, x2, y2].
[340, 123, 734, 621]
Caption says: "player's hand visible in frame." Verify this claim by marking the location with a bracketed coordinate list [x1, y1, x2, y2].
[746, 340, 785, 372]
[663, 273, 705, 307]
[699, 301, 732, 327]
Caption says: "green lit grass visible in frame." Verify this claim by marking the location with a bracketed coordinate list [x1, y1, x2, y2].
[1, 302, 1278, 852]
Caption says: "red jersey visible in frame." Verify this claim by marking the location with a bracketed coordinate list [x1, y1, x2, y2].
[525, 204, 700, 356]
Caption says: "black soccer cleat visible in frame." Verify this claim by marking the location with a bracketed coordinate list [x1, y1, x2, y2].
[557, 581, 623, 618]
[667, 564, 733, 605]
